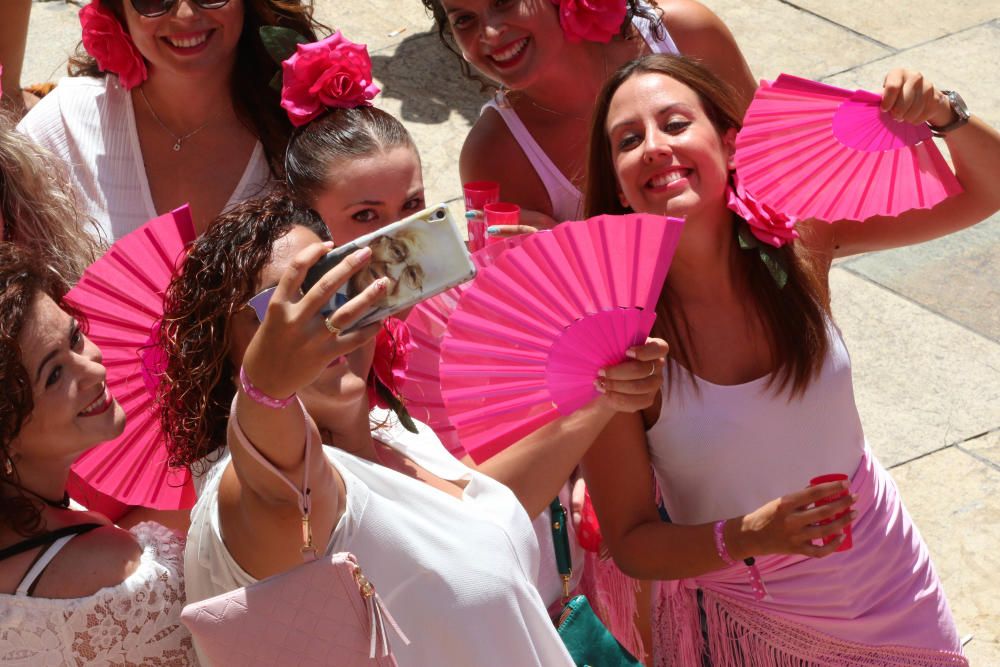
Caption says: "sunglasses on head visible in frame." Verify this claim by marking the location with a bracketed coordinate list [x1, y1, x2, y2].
[244, 287, 349, 323]
[130, 0, 230, 19]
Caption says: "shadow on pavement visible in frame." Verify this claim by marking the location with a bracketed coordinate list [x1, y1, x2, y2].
[371, 30, 487, 127]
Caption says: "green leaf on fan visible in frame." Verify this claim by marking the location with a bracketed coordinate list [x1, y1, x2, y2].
[259, 26, 309, 65]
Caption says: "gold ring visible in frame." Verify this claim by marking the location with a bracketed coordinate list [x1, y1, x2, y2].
[324, 315, 342, 336]
[646, 362, 656, 378]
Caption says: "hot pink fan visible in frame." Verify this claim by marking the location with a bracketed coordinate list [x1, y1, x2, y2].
[438, 214, 684, 463]
[734, 74, 961, 222]
[400, 235, 527, 457]
[65, 206, 196, 513]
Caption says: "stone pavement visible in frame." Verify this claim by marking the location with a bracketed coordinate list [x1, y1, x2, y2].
[20, 0, 1000, 662]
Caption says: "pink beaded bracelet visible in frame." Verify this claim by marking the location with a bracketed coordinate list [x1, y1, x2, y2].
[713, 519, 769, 601]
[239, 365, 296, 409]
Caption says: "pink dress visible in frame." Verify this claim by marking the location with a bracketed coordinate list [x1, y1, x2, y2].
[646, 325, 967, 666]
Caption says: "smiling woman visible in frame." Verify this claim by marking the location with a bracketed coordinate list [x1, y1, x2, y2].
[0, 244, 195, 665]
[18, 0, 327, 238]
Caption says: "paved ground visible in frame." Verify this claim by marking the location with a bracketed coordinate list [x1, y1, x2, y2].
[21, 0, 1000, 662]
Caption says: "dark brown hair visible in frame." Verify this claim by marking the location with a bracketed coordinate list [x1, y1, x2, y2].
[158, 192, 329, 471]
[285, 106, 417, 205]
[0, 245, 73, 535]
[419, 0, 663, 87]
[68, 0, 328, 177]
[585, 54, 830, 396]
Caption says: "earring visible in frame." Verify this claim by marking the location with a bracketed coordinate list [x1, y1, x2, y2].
[3, 457, 13, 476]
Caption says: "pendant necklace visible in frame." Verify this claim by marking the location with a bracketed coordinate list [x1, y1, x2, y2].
[139, 87, 215, 151]
[525, 52, 610, 123]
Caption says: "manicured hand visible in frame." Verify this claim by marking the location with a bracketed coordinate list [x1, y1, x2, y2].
[242, 242, 386, 400]
[594, 337, 668, 412]
[732, 481, 857, 559]
[881, 69, 954, 127]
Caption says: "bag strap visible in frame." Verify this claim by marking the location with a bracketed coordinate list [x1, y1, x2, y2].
[230, 394, 317, 561]
[549, 497, 573, 601]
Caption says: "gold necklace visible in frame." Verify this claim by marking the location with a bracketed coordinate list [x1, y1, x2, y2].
[139, 87, 215, 151]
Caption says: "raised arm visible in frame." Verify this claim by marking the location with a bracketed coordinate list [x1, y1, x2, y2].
[582, 412, 855, 580]
[219, 242, 383, 579]
[805, 69, 1000, 259]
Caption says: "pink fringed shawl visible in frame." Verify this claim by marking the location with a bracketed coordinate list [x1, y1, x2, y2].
[653, 449, 968, 667]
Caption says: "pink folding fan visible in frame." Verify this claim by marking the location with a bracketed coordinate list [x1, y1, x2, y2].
[437, 214, 684, 463]
[65, 206, 196, 512]
[400, 236, 527, 457]
[734, 74, 962, 222]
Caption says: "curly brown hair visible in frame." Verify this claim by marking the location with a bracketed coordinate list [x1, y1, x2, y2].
[68, 0, 329, 177]
[158, 191, 329, 472]
[0, 245, 74, 536]
[419, 0, 663, 88]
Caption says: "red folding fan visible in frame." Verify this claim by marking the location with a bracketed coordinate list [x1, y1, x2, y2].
[400, 235, 527, 457]
[438, 214, 684, 463]
[734, 74, 962, 222]
[66, 205, 196, 512]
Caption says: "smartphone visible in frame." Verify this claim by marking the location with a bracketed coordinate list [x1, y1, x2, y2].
[303, 203, 476, 332]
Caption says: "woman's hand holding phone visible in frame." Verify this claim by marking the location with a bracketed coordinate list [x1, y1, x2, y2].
[242, 242, 386, 400]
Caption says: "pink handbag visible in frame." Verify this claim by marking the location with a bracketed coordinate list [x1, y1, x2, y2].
[181, 399, 407, 666]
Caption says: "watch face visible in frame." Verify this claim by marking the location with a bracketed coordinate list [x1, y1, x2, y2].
[947, 91, 970, 119]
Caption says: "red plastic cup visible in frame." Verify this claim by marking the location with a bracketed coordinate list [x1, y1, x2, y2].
[484, 202, 520, 245]
[810, 473, 852, 552]
[463, 181, 500, 252]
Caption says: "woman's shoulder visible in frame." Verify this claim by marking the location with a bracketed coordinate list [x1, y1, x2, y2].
[18, 76, 119, 142]
[30, 520, 183, 600]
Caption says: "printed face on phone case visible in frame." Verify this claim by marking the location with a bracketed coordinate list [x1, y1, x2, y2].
[350, 230, 426, 307]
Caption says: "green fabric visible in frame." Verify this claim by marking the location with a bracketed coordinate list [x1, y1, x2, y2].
[556, 596, 643, 667]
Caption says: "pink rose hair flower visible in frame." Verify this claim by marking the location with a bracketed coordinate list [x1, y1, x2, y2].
[280, 31, 380, 127]
[80, 0, 147, 91]
[550, 0, 628, 44]
[726, 172, 799, 248]
[367, 317, 411, 411]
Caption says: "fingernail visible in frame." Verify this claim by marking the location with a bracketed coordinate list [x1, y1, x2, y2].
[625, 349, 637, 359]
[597, 368, 607, 378]
[375, 277, 389, 291]
[486, 226, 500, 235]
[465, 211, 478, 219]
[323, 240, 335, 247]
[355, 246, 372, 260]
[593, 379, 606, 394]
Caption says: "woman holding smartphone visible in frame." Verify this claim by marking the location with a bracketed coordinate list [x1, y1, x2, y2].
[158, 193, 666, 665]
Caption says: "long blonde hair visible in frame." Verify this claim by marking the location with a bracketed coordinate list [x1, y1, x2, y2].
[0, 116, 104, 283]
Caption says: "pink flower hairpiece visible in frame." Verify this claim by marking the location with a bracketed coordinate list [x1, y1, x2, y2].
[726, 172, 799, 248]
[79, 0, 147, 91]
[550, 0, 628, 44]
[280, 31, 380, 127]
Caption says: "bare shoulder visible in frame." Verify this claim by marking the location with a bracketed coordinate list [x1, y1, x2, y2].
[460, 108, 554, 216]
[655, 0, 728, 35]
[31, 524, 145, 599]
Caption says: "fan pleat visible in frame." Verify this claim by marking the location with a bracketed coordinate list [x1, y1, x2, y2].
[735, 74, 961, 222]
[439, 215, 684, 462]
[67, 206, 196, 510]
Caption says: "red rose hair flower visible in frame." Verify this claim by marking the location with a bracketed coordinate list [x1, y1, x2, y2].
[550, 0, 628, 44]
[80, 0, 148, 91]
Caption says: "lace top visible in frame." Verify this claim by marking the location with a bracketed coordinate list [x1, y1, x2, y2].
[0, 522, 196, 666]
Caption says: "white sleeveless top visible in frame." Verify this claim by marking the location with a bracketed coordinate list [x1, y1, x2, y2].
[0, 522, 196, 665]
[481, 5, 680, 222]
[18, 76, 273, 242]
[185, 410, 573, 667]
[648, 325, 866, 524]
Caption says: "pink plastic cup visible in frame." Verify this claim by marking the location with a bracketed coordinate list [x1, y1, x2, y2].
[463, 181, 500, 252]
[484, 202, 521, 245]
[810, 473, 852, 552]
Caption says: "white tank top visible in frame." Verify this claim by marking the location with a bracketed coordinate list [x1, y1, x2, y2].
[648, 324, 866, 524]
[185, 411, 573, 667]
[481, 3, 680, 222]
